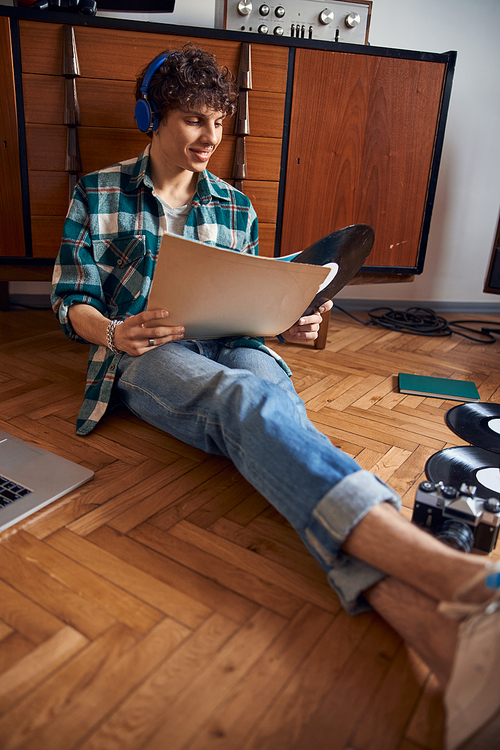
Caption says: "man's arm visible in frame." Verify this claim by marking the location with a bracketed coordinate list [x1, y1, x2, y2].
[68, 304, 184, 356]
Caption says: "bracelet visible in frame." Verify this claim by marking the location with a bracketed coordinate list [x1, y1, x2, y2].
[106, 319, 123, 354]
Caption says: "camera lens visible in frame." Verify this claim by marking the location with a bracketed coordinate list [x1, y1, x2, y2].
[435, 520, 474, 553]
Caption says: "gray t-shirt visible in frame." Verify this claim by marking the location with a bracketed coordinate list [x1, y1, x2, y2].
[160, 199, 192, 236]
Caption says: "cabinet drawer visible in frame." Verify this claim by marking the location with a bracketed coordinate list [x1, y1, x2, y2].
[22, 75, 285, 140]
[241, 181, 279, 224]
[19, 21, 288, 93]
[29, 171, 69, 216]
[26, 126, 282, 182]
[31, 216, 65, 258]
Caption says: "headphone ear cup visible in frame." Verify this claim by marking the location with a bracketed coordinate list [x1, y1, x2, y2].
[135, 98, 154, 133]
[136, 53, 167, 132]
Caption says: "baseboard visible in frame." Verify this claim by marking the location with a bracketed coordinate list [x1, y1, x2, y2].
[9, 294, 52, 310]
[332, 300, 500, 315]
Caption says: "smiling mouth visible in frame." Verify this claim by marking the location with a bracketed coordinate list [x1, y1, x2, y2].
[191, 149, 214, 163]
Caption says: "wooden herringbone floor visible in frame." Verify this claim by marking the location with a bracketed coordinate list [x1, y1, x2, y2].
[1, 307, 500, 750]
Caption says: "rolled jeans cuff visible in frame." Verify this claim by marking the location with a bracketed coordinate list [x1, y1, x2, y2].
[303, 470, 402, 616]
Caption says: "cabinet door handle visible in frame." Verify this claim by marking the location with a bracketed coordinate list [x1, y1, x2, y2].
[62, 25, 80, 78]
[237, 42, 252, 90]
[64, 78, 81, 126]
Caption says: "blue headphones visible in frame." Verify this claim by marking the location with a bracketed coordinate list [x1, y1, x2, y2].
[135, 53, 168, 133]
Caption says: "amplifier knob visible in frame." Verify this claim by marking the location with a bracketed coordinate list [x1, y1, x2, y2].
[275, 5, 285, 17]
[345, 11, 361, 28]
[258, 23, 269, 33]
[259, 3, 270, 15]
[237, 0, 253, 16]
[319, 8, 334, 25]
[274, 25, 284, 35]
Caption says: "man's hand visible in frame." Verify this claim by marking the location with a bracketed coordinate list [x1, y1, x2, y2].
[280, 300, 333, 344]
[68, 304, 184, 356]
[114, 309, 185, 356]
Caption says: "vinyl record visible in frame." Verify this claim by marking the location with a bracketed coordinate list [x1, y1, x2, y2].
[446, 402, 500, 454]
[291, 224, 375, 315]
[425, 445, 500, 499]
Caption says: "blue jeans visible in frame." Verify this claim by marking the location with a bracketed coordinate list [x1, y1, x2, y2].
[116, 340, 401, 614]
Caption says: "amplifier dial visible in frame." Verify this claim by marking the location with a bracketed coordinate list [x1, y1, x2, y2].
[275, 5, 285, 17]
[319, 8, 334, 25]
[237, 0, 252, 16]
[258, 23, 269, 33]
[259, 4, 270, 15]
[345, 11, 361, 28]
[274, 26, 284, 35]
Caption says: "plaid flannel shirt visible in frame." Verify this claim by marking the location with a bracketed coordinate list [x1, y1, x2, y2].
[52, 146, 291, 435]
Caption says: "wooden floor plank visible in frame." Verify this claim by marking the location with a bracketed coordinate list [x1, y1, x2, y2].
[185, 604, 333, 750]
[67, 457, 198, 536]
[16, 618, 189, 750]
[0, 543, 116, 639]
[1, 309, 499, 750]
[63, 458, 170, 535]
[130, 522, 306, 618]
[168, 520, 340, 614]
[210, 516, 326, 583]
[0, 622, 139, 750]
[240, 609, 375, 750]
[350, 643, 428, 750]
[87, 524, 258, 624]
[142, 608, 288, 750]
[0, 632, 37, 676]
[78, 613, 241, 750]
[268, 616, 403, 750]
[406, 673, 445, 750]
[0, 578, 64, 644]
[0, 626, 88, 717]
[108, 456, 230, 533]
[21, 459, 157, 540]
[3, 531, 163, 634]
[46, 528, 213, 629]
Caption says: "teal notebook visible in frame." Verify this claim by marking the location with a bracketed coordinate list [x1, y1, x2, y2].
[398, 373, 480, 402]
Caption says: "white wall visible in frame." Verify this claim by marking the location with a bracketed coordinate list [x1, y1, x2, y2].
[336, 0, 500, 305]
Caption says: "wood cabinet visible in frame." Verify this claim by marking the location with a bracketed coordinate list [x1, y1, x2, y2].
[0, 6, 455, 285]
[281, 48, 447, 270]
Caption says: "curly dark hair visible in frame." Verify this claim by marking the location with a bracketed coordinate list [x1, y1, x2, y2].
[135, 43, 238, 130]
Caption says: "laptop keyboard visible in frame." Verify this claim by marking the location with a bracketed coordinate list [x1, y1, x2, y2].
[0, 475, 32, 507]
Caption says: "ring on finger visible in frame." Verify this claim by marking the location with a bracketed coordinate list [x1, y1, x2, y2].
[148, 338, 155, 347]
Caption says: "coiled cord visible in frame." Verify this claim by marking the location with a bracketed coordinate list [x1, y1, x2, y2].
[332, 303, 500, 344]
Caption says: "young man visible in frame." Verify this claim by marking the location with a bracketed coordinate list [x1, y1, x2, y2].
[52, 44, 500, 749]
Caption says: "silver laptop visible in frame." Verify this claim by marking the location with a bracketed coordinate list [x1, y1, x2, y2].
[0, 429, 94, 532]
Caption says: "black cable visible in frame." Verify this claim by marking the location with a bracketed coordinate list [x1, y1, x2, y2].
[331, 303, 500, 344]
[448, 320, 500, 344]
[330, 303, 368, 327]
[368, 306, 451, 336]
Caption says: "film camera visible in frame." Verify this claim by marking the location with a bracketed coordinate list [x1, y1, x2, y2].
[412, 480, 500, 554]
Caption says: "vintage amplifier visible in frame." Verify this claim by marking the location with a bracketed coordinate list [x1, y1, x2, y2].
[222, 0, 371, 44]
